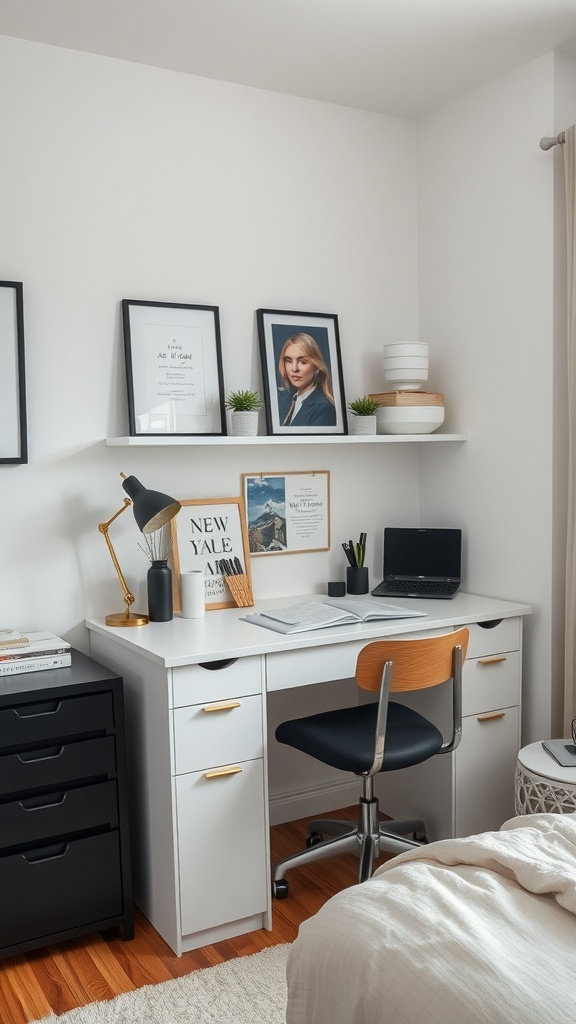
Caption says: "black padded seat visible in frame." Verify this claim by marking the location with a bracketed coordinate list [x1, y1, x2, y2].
[276, 702, 443, 775]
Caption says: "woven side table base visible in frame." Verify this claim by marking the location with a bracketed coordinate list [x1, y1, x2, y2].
[515, 765, 576, 815]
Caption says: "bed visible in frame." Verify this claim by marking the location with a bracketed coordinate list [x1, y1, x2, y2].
[286, 813, 576, 1024]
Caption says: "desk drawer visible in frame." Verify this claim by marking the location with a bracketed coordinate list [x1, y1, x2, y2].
[465, 618, 520, 660]
[0, 831, 122, 950]
[266, 643, 363, 691]
[173, 694, 263, 775]
[265, 629, 447, 692]
[172, 656, 263, 708]
[176, 758, 267, 935]
[462, 651, 521, 717]
[0, 693, 114, 749]
[0, 780, 119, 850]
[0, 736, 117, 797]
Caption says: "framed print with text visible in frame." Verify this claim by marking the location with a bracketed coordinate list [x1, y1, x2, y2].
[122, 299, 226, 436]
[243, 471, 330, 555]
[257, 308, 347, 436]
[0, 281, 27, 464]
[171, 497, 252, 609]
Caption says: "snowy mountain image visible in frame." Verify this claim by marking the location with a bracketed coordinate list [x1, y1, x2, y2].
[246, 478, 287, 552]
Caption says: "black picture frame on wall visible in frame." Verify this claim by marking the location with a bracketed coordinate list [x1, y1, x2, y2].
[122, 299, 227, 436]
[256, 308, 347, 436]
[0, 281, 27, 465]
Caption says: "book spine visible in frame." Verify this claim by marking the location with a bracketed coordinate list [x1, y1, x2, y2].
[0, 647, 70, 662]
[0, 654, 72, 675]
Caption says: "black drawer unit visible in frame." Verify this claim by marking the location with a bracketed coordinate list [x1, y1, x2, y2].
[0, 651, 133, 958]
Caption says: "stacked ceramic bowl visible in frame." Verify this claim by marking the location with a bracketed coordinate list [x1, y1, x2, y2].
[382, 342, 429, 391]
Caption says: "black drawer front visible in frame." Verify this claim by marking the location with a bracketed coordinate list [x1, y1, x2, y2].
[0, 692, 114, 749]
[0, 736, 117, 797]
[0, 780, 119, 850]
[0, 831, 123, 948]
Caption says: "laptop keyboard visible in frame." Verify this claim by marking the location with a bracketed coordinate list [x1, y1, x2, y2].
[380, 579, 458, 595]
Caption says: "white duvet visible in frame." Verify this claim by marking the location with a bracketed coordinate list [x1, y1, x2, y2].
[286, 814, 576, 1024]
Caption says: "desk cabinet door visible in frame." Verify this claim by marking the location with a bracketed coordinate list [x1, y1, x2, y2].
[455, 705, 520, 837]
[176, 758, 268, 937]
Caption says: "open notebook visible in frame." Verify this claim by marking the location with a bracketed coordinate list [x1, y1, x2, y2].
[243, 597, 426, 634]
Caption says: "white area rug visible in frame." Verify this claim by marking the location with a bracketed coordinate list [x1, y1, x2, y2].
[32, 944, 289, 1024]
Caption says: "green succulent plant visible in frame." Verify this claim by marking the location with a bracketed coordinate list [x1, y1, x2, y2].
[225, 389, 264, 412]
[348, 395, 380, 416]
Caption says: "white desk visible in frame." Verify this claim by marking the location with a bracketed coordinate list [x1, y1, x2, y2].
[86, 591, 530, 955]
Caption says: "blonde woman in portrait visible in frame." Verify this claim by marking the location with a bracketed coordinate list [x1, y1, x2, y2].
[277, 333, 337, 426]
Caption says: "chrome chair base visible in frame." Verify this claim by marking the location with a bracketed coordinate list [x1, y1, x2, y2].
[272, 783, 425, 889]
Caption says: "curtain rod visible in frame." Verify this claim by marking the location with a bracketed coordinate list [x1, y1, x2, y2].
[540, 131, 566, 151]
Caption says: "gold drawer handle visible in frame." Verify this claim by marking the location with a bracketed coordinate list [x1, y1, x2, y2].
[478, 656, 507, 665]
[204, 765, 243, 779]
[202, 701, 241, 712]
[477, 711, 506, 722]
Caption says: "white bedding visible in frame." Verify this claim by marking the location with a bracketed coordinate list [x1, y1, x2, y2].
[286, 814, 576, 1024]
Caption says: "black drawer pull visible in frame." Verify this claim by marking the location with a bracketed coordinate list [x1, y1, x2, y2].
[17, 746, 64, 763]
[19, 792, 66, 811]
[13, 701, 62, 718]
[23, 843, 69, 864]
[197, 659, 238, 671]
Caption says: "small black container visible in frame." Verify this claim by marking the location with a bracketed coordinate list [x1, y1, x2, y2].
[346, 566, 369, 595]
[327, 581, 346, 597]
[147, 560, 173, 622]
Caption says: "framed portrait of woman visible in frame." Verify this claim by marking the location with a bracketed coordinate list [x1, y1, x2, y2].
[256, 309, 348, 435]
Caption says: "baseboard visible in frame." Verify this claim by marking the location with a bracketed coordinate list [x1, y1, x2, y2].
[268, 779, 359, 826]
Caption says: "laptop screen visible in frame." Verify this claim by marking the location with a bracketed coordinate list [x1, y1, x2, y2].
[384, 528, 462, 580]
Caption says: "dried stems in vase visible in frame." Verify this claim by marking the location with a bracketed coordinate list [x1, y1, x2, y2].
[138, 525, 174, 562]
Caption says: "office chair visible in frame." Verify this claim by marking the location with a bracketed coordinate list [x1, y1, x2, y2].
[272, 627, 469, 897]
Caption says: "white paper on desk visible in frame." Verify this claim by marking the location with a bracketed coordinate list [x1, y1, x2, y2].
[326, 597, 427, 620]
[249, 602, 352, 630]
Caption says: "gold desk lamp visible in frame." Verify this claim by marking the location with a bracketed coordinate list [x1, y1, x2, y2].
[99, 472, 181, 627]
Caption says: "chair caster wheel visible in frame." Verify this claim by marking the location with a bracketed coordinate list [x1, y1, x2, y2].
[306, 831, 324, 849]
[272, 879, 289, 899]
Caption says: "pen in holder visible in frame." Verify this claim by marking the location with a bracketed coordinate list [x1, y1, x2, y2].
[217, 557, 254, 608]
[343, 532, 369, 593]
[223, 573, 255, 608]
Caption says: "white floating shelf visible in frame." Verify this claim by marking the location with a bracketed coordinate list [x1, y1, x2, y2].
[105, 433, 466, 447]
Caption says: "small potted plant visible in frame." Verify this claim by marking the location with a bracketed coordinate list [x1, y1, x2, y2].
[348, 395, 380, 435]
[225, 389, 264, 436]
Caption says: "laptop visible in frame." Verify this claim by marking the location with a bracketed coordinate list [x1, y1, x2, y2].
[371, 527, 462, 600]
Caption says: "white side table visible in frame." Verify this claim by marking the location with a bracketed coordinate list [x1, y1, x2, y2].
[515, 740, 576, 815]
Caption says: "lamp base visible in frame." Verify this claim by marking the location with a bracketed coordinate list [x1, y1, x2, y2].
[105, 611, 149, 627]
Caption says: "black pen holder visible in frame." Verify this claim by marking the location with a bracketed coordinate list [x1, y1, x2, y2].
[346, 566, 369, 595]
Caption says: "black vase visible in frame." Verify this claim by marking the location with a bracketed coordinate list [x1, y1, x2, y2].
[147, 559, 173, 622]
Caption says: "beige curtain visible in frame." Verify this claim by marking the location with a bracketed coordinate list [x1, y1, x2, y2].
[564, 126, 576, 733]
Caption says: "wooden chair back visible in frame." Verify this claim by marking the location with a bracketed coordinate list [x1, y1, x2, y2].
[355, 627, 469, 693]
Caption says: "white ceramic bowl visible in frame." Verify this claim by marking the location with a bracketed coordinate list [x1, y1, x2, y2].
[384, 367, 429, 388]
[382, 356, 429, 370]
[383, 343, 429, 358]
[376, 405, 445, 434]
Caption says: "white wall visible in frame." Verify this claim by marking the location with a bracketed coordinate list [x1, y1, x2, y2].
[417, 52, 576, 741]
[0, 34, 420, 653]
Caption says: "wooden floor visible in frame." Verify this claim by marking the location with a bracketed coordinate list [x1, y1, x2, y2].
[0, 807, 377, 1024]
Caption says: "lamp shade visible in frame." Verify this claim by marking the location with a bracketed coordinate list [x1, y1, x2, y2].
[122, 475, 181, 534]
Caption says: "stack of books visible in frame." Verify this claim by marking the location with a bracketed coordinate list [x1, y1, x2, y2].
[0, 628, 71, 675]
